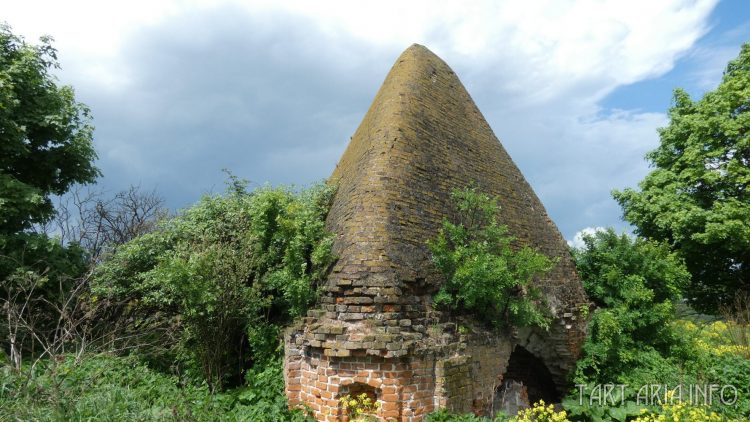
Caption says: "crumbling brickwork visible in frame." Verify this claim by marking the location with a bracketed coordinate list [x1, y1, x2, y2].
[284, 44, 588, 421]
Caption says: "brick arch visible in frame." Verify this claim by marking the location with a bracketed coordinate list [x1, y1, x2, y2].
[489, 345, 559, 418]
[501, 345, 559, 402]
[338, 382, 383, 421]
[339, 378, 384, 392]
[513, 324, 577, 391]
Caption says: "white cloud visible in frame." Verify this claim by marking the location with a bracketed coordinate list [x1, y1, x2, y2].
[2, 0, 720, 237]
[568, 226, 607, 249]
[261, 0, 716, 101]
[5, 0, 717, 99]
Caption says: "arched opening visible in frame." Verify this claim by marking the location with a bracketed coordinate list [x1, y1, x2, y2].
[491, 345, 559, 417]
[338, 382, 381, 421]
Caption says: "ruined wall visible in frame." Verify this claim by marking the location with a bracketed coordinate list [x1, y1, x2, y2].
[433, 339, 514, 416]
[285, 329, 437, 422]
[286, 326, 515, 421]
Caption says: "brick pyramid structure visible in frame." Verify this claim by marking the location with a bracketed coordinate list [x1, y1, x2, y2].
[284, 44, 588, 421]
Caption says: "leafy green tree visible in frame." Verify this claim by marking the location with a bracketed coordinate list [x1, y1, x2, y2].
[0, 25, 98, 366]
[92, 180, 335, 390]
[565, 229, 750, 420]
[0, 24, 99, 234]
[570, 228, 690, 383]
[613, 44, 750, 313]
[428, 186, 553, 331]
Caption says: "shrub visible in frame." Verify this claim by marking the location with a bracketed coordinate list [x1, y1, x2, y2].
[0, 353, 311, 421]
[428, 186, 553, 331]
[570, 228, 689, 383]
[92, 179, 335, 389]
[565, 228, 750, 420]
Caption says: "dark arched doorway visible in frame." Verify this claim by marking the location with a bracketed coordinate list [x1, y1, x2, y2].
[491, 345, 560, 417]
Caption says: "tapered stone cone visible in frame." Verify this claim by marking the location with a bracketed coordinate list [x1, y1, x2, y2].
[284, 44, 588, 422]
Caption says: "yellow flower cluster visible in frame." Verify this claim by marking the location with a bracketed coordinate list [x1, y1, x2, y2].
[339, 393, 380, 422]
[673, 319, 750, 358]
[715, 344, 750, 356]
[510, 400, 570, 422]
[633, 402, 741, 422]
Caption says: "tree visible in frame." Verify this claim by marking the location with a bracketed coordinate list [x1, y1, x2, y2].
[0, 24, 99, 370]
[613, 44, 750, 313]
[570, 228, 690, 384]
[428, 186, 553, 331]
[0, 24, 99, 235]
[40, 185, 166, 261]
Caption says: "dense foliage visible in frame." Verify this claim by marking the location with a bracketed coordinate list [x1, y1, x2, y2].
[0, 354, 311, 421]
[0, 24, 98, 235]
[570, 228, 689, 382]
[562, 228, 750, 421]
[92, 180, 335, 389]
[1, 180, 332, 420]
[613, 44, 750, 313]
[0, 25, 99, 371]
[428, 187, 553, 330]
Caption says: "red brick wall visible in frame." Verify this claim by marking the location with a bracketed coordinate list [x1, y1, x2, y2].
[286, 349, 437, 421]
[285, 333, 519, 421]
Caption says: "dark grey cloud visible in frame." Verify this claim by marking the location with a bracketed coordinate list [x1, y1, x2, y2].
[50, 4, 717, 241]
[64, 7, 397, 209]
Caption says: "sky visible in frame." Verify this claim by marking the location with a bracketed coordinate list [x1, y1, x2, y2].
[5, 0, 750, 243]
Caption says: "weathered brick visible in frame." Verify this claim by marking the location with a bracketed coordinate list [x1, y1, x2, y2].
[282, 43, 589, 422]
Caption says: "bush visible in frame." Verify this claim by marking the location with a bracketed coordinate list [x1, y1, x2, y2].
[428, 186, 553, 331]
[570, 228, 689, 383]
[0, 353, 311, 421]
[92, 179, 335, 389]
[565, 228, 750, 420]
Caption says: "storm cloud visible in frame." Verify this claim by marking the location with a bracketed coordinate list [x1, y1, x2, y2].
[8, 0, 740, 240]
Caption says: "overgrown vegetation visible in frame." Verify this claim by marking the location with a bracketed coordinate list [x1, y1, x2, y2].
[613, 44, 750, 314]
[4, 23, 750, 422]
[570, 228, 689, 383]
[426, 400, 567, 422]
[0, 354, 311, 421]
[428, 186, 553, 331]
[91, 178, 335, 390]
[562, 228, 750, 421]
[1, 23, 98, 373]
[429, 228, 750, 421]
[1, 179, 332, 420]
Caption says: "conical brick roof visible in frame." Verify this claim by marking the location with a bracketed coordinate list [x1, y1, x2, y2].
[289, 43, 586, 381]
[322, 43, 585, 315]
